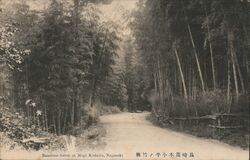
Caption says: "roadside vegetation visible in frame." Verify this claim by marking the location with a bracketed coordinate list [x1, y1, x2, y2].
[0, 0, 249, 153]
[130, 0, 249, 149]
[0, 0, 123, 152]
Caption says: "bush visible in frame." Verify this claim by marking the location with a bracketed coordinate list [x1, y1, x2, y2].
[160, 89, 248, 117]
[0, 106, 66, 151]
[230, 95, 249, 113]
[150, 89, 249, 149]
[195, 90, 228, 115]
[93, 101, 121, 115]
[170, 98, 188, 117]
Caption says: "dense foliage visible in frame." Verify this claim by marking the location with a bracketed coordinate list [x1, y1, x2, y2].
[131, 0, 249, 117]
[1, 0, 249, 149]
[0, 0, 121, 135]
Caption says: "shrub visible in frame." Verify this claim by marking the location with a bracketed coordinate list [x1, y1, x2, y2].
[163, 89, 246, 117]
[195, 90, 228, 115]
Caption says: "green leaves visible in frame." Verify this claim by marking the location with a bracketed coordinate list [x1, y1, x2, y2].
[0, 23, 31, 69]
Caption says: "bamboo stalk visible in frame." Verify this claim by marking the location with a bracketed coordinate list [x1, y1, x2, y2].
[187, 24, 205, 93]
[174, 47, 188, 100]
[228, 29, 239, 101]
[205, 5, 217, 89]
[227, 57, 231, 110]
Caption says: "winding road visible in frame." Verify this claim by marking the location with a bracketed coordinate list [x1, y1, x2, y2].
[100, 112, 249, 160]
[1, 112, 248, 160]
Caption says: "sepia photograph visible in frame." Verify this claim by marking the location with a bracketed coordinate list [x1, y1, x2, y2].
[0, 0, 249, 159]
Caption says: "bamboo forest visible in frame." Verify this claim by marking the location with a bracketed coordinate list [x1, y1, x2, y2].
[0, 0, 249, 160]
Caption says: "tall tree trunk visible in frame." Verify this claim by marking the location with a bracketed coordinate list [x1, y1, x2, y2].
[174, 65, 178, 94]
[41, 101, 45, 131]
[166, 76, 174, 117]
[75, 88, 80, 124]
[157, 57, 164, 111]
[246, 54, 249, 95]
[187, 24, 205, 93]
[154, 67, 158, 92]
[227, 58, 231, 111]
[205, 6, 216, 89]
[243, 26, 249, 92]
[44, 105, 48, 132]
[71, 90, 75, 125]
[25, 61, 30, 126]
[89, 78, 97, 107]
[188, 63, 192, 99]
[174, 47, 188, 100]
[53, 114, 57, 134]
[57, 112, 61, 135]
[192, 70, 197, 101]
[228, 29, 239, 101]
[174, 47, 190, 115]
[62, 106, 68, 134]
[233, 51, 245, 94]
[208, 32, 216, 89]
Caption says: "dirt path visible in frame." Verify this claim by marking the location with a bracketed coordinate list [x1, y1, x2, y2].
[1, 112, 248, 160]
[100, 112, 249, 160]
